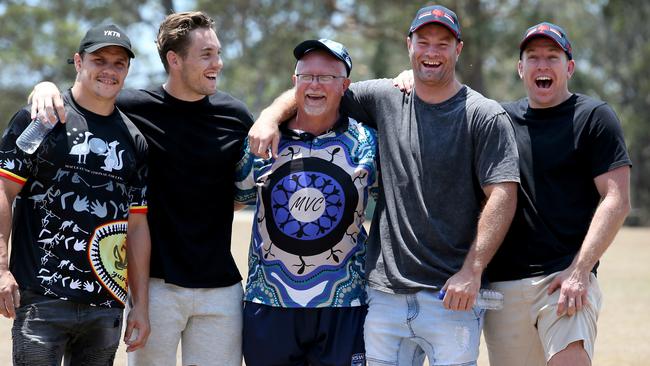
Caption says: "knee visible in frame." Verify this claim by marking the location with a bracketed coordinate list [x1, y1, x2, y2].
[548, 341, 590, 366]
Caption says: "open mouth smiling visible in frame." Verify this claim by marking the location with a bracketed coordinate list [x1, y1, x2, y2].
[422, 60, 442, 69]
[535, 76, 552, 88]
[306, 93, 326, 102]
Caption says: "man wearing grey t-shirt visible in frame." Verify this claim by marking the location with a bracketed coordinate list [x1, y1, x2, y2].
[248, 5, 519, 366]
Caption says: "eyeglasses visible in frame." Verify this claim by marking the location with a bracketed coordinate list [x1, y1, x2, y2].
[295, 74, 347, 84]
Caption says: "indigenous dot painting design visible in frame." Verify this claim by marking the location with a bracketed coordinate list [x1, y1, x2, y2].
[88, 221, 128, 305]
[263, 157, 357, 257]
[239, 119, 378, 308]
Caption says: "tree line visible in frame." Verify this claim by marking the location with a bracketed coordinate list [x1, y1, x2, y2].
[1, 0, 648, 224]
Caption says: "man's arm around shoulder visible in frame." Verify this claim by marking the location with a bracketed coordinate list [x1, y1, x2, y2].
[248, 88, 297, 159]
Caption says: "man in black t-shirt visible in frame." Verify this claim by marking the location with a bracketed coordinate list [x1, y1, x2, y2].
[0, 24, 151, 365]
[482, 23, 632, 366]
[30, 12, 252, 366]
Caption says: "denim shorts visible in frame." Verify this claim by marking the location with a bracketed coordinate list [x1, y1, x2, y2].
[365, 287, 484, 366]
[12, 289, 123, 366]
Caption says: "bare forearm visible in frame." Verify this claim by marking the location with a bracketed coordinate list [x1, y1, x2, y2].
[0, 198, 11, 271]
[258, 88, 297, 124]
[572, 194, 630, 273]
[571, 166, 631, 273]
[126, 216, 151, 307]
[0, 180, 20, 271]
[462, 183, 517, 275]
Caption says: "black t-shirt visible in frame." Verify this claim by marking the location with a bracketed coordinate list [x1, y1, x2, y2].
[487, 94, 631, 282]
[0, 90, 148, 308]
[116, 87, 253, 288]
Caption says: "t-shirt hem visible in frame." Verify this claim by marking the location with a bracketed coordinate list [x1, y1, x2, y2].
[20, 285, 126, 309]
[243, 297, 366, 308]
[367, 281, 440, 294]
[150, 275, 243, 289]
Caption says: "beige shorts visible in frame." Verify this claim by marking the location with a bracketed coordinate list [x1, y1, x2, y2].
[483, 271, 602, 366]
[127, 279, 244, 366]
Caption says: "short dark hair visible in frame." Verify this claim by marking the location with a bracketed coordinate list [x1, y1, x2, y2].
[156, 11, 215, 73]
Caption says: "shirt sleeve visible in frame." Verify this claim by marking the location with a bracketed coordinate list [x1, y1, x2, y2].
[473, 108, 521, 187]
[587, 103, 632, 177]
[0, 108, 37, 186]
[341, 80, 398, 130]
[234, 137, 258, 205]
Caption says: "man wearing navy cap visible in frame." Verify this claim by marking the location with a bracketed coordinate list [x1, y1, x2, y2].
[483, 22, 631, 366]
[0, 23, 151, 364]
[247, 5, 520, 366]
[235, 38, 377, 366]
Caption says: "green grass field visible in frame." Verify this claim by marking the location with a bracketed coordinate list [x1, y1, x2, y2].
[1, 212, 648, 365]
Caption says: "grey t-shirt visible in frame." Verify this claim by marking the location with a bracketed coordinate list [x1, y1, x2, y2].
[343, 79, 519, 293]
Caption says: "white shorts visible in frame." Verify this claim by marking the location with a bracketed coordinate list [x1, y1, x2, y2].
[128, 279, 243, 366]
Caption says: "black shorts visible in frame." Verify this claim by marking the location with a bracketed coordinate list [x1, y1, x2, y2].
[243, 302, 367, 366]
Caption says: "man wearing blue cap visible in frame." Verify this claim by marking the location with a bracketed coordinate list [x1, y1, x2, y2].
[235, 38, 376, 366]
[247, 5, 520, 366]
[482, 22, 631, 366]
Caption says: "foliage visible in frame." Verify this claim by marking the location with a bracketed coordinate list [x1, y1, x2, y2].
[0, 0, 648, 223]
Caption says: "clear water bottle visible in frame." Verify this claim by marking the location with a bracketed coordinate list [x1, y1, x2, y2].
[437, 289, 504, 310]
[16, 118, 57, 154]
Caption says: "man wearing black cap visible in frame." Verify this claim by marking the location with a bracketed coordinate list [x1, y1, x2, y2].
[0, 23, 151, 364]
[482, 22, 631, 366]
[29, 12, 253, 365]
[248, 5, 519, 366]
[235, 38, 376, 366]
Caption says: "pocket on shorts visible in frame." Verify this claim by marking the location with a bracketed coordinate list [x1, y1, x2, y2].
[243, 301, 270, 319]
[89, 307, 123, 330]
[588, 273, 603, 310]
[471, 306, 485, 320]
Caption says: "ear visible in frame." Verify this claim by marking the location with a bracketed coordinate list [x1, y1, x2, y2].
[406, 36, 413, 52]
[292, 74, 297, 87]
[517, 60, 524, 79]
[456, 40, 464, 58]
[567, 59, 576, 79]
[74, 53, 83, 72]
[342, 77, 351, 92]
[166, 50, 181, 71]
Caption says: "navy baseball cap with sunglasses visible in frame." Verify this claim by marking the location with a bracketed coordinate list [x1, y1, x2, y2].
[293, 39, 352, 77]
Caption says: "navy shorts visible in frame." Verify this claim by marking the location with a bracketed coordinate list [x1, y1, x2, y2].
[243, 302, 367, 366]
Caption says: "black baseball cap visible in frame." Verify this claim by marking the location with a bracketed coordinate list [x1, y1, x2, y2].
[519, 22, 573, 60]
[293, 39, 352, 76]
[408, 5, 461, 41]
[70, 24, 135, 63]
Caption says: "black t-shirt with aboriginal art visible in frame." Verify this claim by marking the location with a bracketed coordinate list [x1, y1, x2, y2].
[0, 90, 147, 308]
